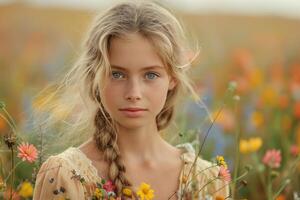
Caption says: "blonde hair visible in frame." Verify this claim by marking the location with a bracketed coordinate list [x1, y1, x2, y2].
[32, 0, 202, 196]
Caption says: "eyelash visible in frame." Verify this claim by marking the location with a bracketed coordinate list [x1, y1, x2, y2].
[111, 71, 160, 80]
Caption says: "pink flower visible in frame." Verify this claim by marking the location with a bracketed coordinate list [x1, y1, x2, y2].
[17, 142, 38, 163]
[103, 180, 116, 193]
[218, 166, 231, 182]
[262, 149, 281, 169]
[290, 145, 300, 157]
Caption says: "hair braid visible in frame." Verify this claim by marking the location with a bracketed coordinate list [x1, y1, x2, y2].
[93, 106, 132, 196]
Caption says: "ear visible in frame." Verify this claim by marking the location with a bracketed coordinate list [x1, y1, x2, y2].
[168, 77, 177, 91]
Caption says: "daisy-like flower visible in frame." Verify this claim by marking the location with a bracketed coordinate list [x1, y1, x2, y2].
[137, 182, 155, 200]
[17, 142, 38, 163]
[218, 166, 231, 182]
[216, 155, 228, 169]
[262, 149, 282, 169]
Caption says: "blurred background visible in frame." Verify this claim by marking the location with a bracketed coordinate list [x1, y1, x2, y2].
[0, 0, 300, 199]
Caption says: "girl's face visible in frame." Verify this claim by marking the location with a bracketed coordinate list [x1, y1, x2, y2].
[100, 33, 176, 129]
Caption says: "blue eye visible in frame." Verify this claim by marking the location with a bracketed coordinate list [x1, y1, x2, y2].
[111, 71, 124, 79]
[145, 72, 159, 80]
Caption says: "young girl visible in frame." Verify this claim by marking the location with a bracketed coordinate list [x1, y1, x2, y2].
[33, 1, 229, 199]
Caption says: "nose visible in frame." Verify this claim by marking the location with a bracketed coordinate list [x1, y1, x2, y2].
[124, 78, 142, 102]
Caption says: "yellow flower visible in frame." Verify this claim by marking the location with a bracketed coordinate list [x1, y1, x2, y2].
[122, 188, 132, 197]
[216, 155, 228, 169]
[248, 137, 262, 152]
[261, 86, 278, 106]
[251, 111, 264, 128]
[239, 139, 249, 154]
[239, 137, 263, 154]
[137, 182, 154, 200]
[249, 68, 263, 88]
[18, 181, 33, 198]
[94, 188, 103, 199]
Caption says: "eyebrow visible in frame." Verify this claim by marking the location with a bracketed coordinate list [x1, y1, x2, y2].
[110, 65, 165, 71]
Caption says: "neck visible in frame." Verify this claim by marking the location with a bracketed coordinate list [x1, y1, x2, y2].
[116, 121, 170, 166]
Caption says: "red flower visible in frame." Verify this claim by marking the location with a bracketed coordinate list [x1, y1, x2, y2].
[17, 142, 38, 163]
[262, 149, 282, 169]
[103, 180, 116, 193]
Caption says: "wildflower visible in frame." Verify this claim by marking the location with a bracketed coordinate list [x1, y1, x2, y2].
[239, 139, 249, 154]
[290, 145, 300, 157]
[294, 101, 300, 119]
[239, 137, 262, 154]
[215, 196, 225, 200]
[248, 137, 262, 152]
[137, 182, 155, 200]
[18, 181, 33, 198]
[251, 111, 264, 128]
[262, 149, 282, 169]
[276, 194, 286, 200]
[216, 156, 228, 169]
[4, 188, 20, 200]
[94, 188, 103, 199]
[103, 180, 116, 193]
[215, 109, 235, 132]
[122, 188, 132, 197]
[17, 142, 38, 163]
[218, 166, 231, 182]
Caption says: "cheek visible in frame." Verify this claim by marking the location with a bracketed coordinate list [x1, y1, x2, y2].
[149, 83, 169, 111]
[100, 85, 120, 113]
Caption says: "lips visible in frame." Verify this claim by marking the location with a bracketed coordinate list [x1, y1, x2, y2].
[119, 108, 148, 111]
[119, 107, 147, 118]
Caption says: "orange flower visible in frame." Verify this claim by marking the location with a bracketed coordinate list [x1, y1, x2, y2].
[215, 196, 225, 200]
[17, 142, 38, 163]
[278, 95, 289, 109]
[276, 194, 286, 200]
[294, 101, 300, 119]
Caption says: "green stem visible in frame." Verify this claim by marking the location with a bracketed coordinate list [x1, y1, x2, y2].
[9, 148, 14, 200]
[210, 166, 251, 198]
[184, 164, 218, 189]
[272, 179, 290, 199]
[4, 161, 23, 183]
[267, 168, 272, 200]
[252, 154, 267, 192]
[195, 177, 219, 194]
[232, 99, 241, 199]
[2, 108, 17, 132]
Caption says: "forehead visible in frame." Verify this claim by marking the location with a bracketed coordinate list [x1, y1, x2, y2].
[108, 33, 166, 71]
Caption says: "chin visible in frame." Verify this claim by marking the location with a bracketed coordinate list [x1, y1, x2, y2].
[116, 118, 149, 129]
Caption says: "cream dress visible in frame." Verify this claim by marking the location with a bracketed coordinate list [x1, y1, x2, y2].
[33, 143, 229, 200]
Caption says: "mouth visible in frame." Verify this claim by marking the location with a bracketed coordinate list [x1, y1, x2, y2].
[118, 107, 148, 117]
[119, 108, 148, 111]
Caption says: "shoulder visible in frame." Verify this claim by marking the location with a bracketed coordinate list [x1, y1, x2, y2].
[33, 147, 99, 199]
[176, 143, 230, 199]
[42, 147, 99, 182]
[177, 143, 219, 178]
